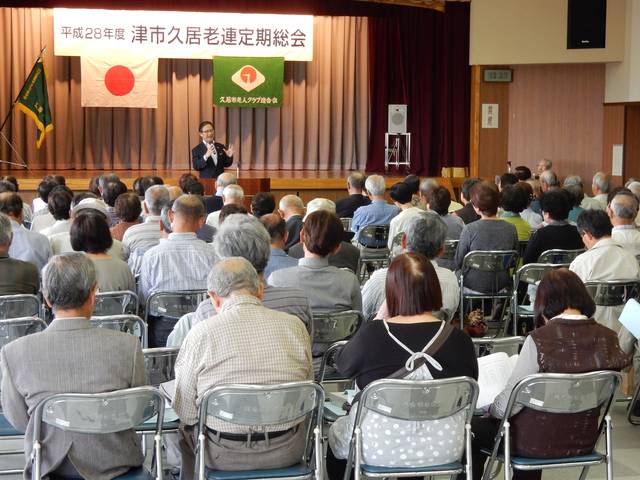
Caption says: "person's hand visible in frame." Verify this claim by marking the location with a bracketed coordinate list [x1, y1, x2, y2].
[206, 143, 215, 158]
[224, 144, 235, 157]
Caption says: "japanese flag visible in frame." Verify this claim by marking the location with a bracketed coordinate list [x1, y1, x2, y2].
[81, 56, 158, 108]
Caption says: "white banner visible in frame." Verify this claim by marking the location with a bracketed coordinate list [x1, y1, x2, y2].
[54, 8, 314, 61]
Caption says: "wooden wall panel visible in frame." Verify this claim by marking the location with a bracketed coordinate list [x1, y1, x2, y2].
[507, 64, 605, 185]
[624, 106, 640, 182]
[602, 105, 625, 187]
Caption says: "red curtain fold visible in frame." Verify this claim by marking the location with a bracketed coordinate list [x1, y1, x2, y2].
[367, 2, 470, 176]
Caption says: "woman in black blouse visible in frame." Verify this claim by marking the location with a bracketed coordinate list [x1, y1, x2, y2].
[327, 252, 478, 479]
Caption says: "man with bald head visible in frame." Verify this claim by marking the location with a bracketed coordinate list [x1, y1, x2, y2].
[609, 191, 640, 256]
[278, 194, 305, 251]
[139, 194, 216, 346]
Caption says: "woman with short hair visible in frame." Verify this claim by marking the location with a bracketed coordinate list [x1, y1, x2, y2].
[110, 192, 142, 241]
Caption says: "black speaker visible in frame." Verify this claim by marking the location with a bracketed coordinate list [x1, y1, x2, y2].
[567, 0, 606, 49]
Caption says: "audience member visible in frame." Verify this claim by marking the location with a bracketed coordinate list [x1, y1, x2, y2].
[278, 194, 305, 251]
[470, 269, 629, 480]
[287, 198, 360, 273]
[1, 176, 32, 224]
[454, 177, 482, 224]
[250, 191, 276, 218]
[178, 173, 199, 191]
[564, 184, 585, 223]
[205, 172, 236, 214]
[454, 182, 518, 293]
[609, 191, 640, 256]
[525, 178, 543, 215]
[110, 192, 142, 241]
[498, 173, 518, 191]
[260, 213, 298, 279]
[270, 209, 361, 314]
[70, 212, 135, 292]
[167, 185, 184, 201]
[514, 166, 532, 181]
[387, 182, 423, 249]
[403, 174, 422, 208]
[335, 172, 371, 218]
[518, 181, 543, 229]
[535, 158, 552, 178]
[0, 192, 51, 270]
[88, 175, 101, 196]
[590, 171, 612, 210]
[522, 189, 583, 264]
[328, 253, 477, 477]
[103, 180, 127, 227]
[499, 184, 532, 241]
[139, 194, 216, 346]
[30, 178, 59, 232]
[0, 252, 146, 479]
[122, 184, 170, 261]
[40, 187, 73, 238]
[218, 204, 248, 224]
[97, 173, 120, 197]
[174, 257, 312, 478]
[539, 169, 559, 193]
[361, 213, 459, 321]
[352, 175, 400, 247]
[420, 178, 463, 212]
[570, 209, 640, 331]
[426, 185, 465, 240]
[0, 212, 38, 294]
[205, 184, 244, 228]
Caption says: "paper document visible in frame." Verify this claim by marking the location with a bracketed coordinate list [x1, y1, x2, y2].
[476, 352, 519, 408]
[160, 379, 176, 403]
[619, 298, 640, 339]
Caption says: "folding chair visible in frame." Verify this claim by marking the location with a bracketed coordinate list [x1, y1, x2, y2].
[317, 341, 351, 423]
[511, 263, 566, 336]
[197, 381, 325, 480]
[143, 347, 180, 387]
[145, 290, 208, 348]
[340, 217, 352, 232]
[311, 310, 363, 359]
[537, 248, 585, 264]
[356, 225, 390, 283]
[31, 386, 165, 480]
[627, 380, 640, 425]
[459, 250, 519, 337]
[345, 377, 479, 480]
[0, 294, 41, 320]
[584, 280, 640, 307]
[481, 371, 621, 480]
[90, 314, 148, 347]
[0, 317, 48, 475]
[472, 336, 525, 358]
[388, 231, 404, 261]
[437, 238, 459, 271]
[94, 290, 139, 316]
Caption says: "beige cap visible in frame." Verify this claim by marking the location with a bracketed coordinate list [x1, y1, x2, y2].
[72, 198, 109, 217]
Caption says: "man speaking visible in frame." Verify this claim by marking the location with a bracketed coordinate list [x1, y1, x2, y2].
[191, 121, 234, 179]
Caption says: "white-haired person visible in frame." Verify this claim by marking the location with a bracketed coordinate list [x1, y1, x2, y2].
[205, 184, 244, 229]
[351, 174, 400, 247]
[278, 194, 305, 250]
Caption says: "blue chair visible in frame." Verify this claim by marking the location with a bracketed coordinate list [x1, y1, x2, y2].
[344, 377, 479, 480]
[31, 386, 165, 480]
[481, 371, 621, 480]
[197, 381, 324, 480]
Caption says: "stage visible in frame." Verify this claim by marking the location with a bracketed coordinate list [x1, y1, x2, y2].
[1, 169, 464, 203]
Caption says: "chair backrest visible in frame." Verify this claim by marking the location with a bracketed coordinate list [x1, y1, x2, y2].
[0, 294, 41, 320]
[317, 340, 348, 382]
[441, 239, 459, 261]
[143, 347, 180, 386]
[0, 317, 47, 350]
[462, 250, 519, 274]
[389, 232, 404, 251]
[513, 263, 567, 287]
[90, 315, 148, 348]
[358, 224, 389, 246]
[355, 377, 478, 424]
[145, 290, 208, 321]
[93, 290, 139, 316]
[518, 240, 529, 258]
[537, 248, 585, 264]
[312, 310, 363, 345]
[340, 217, 352, 232]
[584, 281, 640, 307]
[472, 336, 525, 358]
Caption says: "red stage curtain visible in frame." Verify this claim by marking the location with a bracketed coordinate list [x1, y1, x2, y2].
[367, 2, 470, 176]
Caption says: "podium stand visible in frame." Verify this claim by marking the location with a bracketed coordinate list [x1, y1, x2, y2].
[200, 176, 270, 209]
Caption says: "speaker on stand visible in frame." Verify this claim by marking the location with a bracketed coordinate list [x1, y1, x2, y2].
[385, 104, 411, 172]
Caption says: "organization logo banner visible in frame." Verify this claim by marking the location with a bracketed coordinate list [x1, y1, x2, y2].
[54, 9, 313, 61]
[214, 57, 284, 108]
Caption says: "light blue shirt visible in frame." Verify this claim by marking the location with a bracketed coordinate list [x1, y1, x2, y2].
[9, 220, 52, 270]
[264, 248, 298, 281]
[351, 200, 400, 234]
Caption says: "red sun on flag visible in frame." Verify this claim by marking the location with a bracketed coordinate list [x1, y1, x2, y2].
[104, 65, 135, 96]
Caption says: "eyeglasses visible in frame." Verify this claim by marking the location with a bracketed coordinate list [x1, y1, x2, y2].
[201, 129, 214, 134]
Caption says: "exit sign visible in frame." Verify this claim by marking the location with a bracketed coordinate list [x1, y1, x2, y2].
[484, 69, 513, 83]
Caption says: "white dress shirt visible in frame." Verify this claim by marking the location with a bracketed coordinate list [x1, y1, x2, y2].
[29, 211, 55, 233]
[40, 219, 71, 238]
[611, 225, 640, 257]
[8, 220, 52, 270]
[387, 207, 424, 249]
[205, 210, 221, 228]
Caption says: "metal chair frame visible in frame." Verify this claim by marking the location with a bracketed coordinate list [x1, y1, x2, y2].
[317, 340, 348, 383]
[143, 347, 180, 387]
[345, 377, 479, 480]
[472, 336, 525, 359]
[441, 239, 459, 262]
[93, 290, 139, 316]
[340, 217, 353, 233]
[31, 386, 165, 480]
[482, 371, 621, 480]
[196, 381, 325, 480]
[0, 294, 42, 321]
[145, 290, 209, 322]
[537, 248, 585, 264]
[584, 280, 640, 307]
[90, 314, 148, 348]
[311, 310, 363, 356]
[356, 225, 390, 284]
[387, 231, 404, 261]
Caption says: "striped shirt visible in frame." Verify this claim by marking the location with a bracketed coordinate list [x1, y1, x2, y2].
[121, 216, 162, 260]
[138, 232, 216, 302]
[173, 294, 312, 430]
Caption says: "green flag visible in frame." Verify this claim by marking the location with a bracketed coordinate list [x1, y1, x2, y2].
[213, 56, 284, 108]
[16, 57, 53, 148]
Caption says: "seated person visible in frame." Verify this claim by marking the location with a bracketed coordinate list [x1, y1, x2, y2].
[70, 211, 135, 293]
[470, 269, 630, 480]
[335, 172, 371, 218]
[0, 252, 146, 479]
[351, 175, 400, 247]
[278, 194, 305, 251]
[328, 253, 477, 477]
[454, 177, 482, 224]
[426, 185, 465, 240]
[260, 213, 298, 280]
[564, 184, 585, 224]
[387, 182, 423, 249]
[174, 257, 312, 478]
[522, 189, 583, 264]
[250, 191, 276, 218]
[499, 184, 532, 241]
[269, 209, 362, 314]
[609, 190, 640, 256]
[110, 192, 142, 241]
[40, 187, 73, 238]
[518, 181, 543, 229]
[454, 182, 519, 293]
[0, 212, 38, 295]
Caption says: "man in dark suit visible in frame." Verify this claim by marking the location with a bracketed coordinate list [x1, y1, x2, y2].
[335, 172, 371, 218]
[191, 121, 234, 179]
